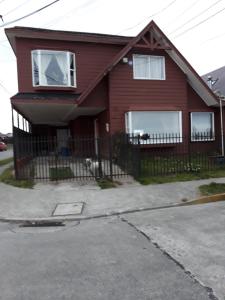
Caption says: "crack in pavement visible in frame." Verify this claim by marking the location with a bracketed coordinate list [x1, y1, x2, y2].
[119, 216, 219, 300]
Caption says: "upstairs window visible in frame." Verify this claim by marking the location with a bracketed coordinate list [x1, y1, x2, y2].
[133, 54, 165, 80]
[32, 50, 76, 87]
[191, 112, 215, 141]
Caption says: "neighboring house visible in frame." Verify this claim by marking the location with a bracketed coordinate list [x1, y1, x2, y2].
[5, 20, 220, 143]
[202, 66, 225, 97]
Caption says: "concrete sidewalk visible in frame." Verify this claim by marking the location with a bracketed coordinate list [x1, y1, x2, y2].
[1, 175, 225, 221]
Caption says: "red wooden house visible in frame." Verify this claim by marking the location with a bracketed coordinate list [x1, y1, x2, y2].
[5, 20, 223, 180]
[6, 20, 220, 140]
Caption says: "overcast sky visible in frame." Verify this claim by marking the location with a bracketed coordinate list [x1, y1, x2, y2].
[1, 0, 225, 133]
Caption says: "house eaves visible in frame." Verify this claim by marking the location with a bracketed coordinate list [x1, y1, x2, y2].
[5, 26, 132, 55]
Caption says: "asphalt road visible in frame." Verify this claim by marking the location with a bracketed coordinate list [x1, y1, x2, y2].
[124, 202, 225, 300]
[0, 217, 213, 300]
[0, 148, 13, 160]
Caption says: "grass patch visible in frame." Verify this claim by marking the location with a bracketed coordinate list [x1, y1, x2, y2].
[0, 157, 13, 166]
[199, 182, 225, 196]
[0, 166, 34, 189]
[97, 178, 117, 189]
[137, 168, 225, 185]
[49, 167, 74, 180]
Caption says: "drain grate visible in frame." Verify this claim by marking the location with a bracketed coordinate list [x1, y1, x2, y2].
[19, 221, 65, 228]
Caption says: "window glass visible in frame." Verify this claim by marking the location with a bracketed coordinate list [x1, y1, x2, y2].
[133, 55, 149, 79]
[32, 52, 39, 85]
[41, 51, 67, 86]
[150, 56, 164, 79]
[133, 55, 165, 80]
[131, 111, 181, 135]
[191, 112, 214, 141]
[32, 50, 76, 87]
[70, 53, 75, 86]
[126, 111, 182, 143]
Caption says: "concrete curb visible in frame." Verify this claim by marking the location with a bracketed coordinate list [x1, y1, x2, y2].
[180, 192, 225, 206]
[1, 193, 225, 223]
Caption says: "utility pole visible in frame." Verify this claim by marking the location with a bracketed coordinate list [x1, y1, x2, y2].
[207, 76, 224, 156]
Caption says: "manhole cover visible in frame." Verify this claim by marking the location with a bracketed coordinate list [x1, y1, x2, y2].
[52, 202, 84, 216]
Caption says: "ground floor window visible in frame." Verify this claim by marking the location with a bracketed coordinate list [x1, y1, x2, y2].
[190, 112, 215, 141]
[125, 111, 182, 143]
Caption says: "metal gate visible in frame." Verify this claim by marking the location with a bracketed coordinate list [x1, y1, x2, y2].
[13, 131, 138, 181]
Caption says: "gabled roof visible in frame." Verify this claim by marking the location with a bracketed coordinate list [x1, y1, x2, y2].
[202, 66, 225, 97]
[77, 20, 218, 107]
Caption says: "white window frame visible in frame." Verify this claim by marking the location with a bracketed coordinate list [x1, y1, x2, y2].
[190, 112, 215, 142]
[31, 50, 76, 88]
[125, 111, 182, 144]
[133, 54, 165, 80]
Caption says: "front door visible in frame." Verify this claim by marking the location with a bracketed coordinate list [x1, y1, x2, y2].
[57, 128, 69, 153]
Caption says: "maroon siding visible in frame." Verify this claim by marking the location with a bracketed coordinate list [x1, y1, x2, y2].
[96, 110, 110, 138]
[69, 116, 94, 137]
[16, 37, 122, 95]
[80, 78, 108, 108]
[109, 50, 188, 134]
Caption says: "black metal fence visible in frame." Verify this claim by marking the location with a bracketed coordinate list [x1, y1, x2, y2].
[129, 133, 224, 178]
[13, 129, 225, 181]
[13, 130, 137, 181]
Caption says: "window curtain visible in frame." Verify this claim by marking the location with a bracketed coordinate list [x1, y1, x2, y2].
[39, 52, 52, 85]
[150, 56, 164, 79]
[32, 52, 39, 85]
[134, 56, 149, 78]
[54, 52, 68, 85]
[69, 54, 75, 86]
[39, 51, 67, 86]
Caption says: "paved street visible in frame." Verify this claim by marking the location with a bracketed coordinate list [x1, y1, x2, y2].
[0, 216, 214, 300]
[124, 202, 225, 300]
[0, 148, 13, 160]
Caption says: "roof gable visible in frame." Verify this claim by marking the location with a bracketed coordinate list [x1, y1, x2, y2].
[77, 20, 218, 106]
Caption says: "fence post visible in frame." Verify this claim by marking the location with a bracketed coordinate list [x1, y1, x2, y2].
[97, 137, 103, 179]
[54, 136, 58, 182]
[109, 136, 113, 180]
[13, 127, 19, 179]
[133, 134, 141, 179]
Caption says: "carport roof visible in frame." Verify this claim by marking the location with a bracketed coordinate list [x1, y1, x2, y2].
[11, 92, 80, 102]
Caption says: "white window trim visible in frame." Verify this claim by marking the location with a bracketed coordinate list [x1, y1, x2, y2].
[125, 111, 183, 144]
[190, 112, 215, 142]
[133, 54, 166, 80]
[31, 50, 76, 88]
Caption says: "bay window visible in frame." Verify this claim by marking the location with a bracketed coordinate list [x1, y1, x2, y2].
[191, 112, 215, 141]
[133, 54, 165, 80]
[125, 111, 182, 143]
[32, 50, 76, 87]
